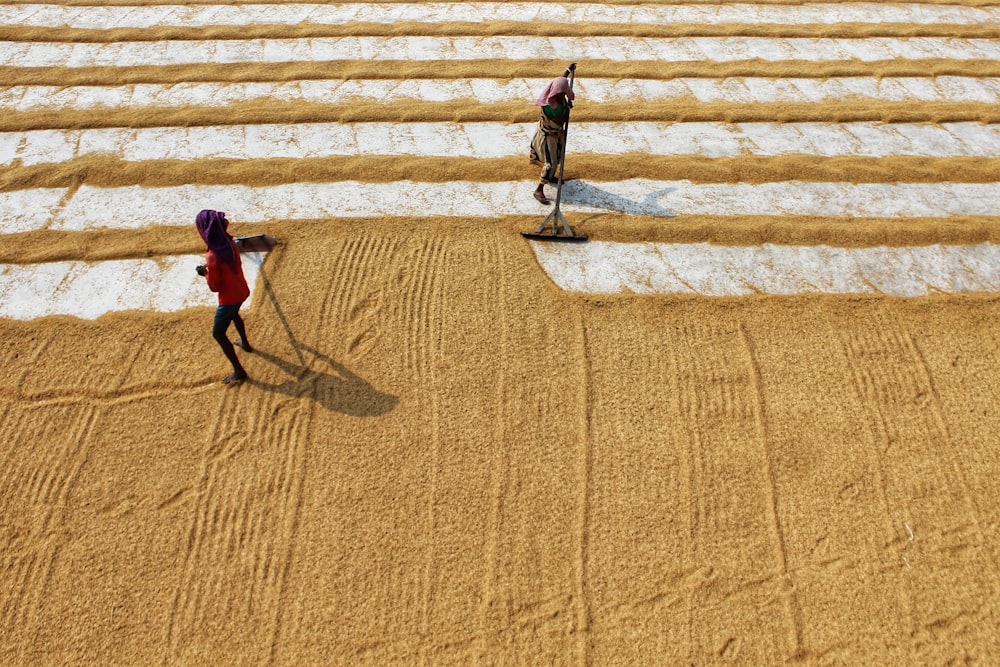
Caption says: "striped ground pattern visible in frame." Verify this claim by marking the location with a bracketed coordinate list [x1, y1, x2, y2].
[4, 3, 1000, 665]
[2, 3, 1000, 306]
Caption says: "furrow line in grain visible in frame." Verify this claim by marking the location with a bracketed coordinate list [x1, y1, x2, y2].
[674, 322, 783, 609]
[890, 319, 1000, 580]
[400, 239, 429, 372]
[847, 322, 998, 644]
[245, 460, 270, 623]
[0, 381, 221, 407]
[50, 402, 98, 509]
[676, 325, 720, 537]
[334, 235, 378, 329]
[411, 238, 436, 375]
[226, 482, 250, 559]
[328, 236, 368, 332]
[1, 554, 35, 636]
[7, 38, 1000, 70]
[0, 407, 38, 633]
[235, 393, 299, 660]
[0, 331, 56, 400]
[674, 324, 733, 653]
[345, 236, 398, 331]
[8, 59, 1000, 87]
[266, 406, 310, 663]
[0, 403, 98, 658]
[313, 234, 356, 345]
[335, 235, 385, 328]
[166, 386, 239, 660]
[678, 323, 803, 659]
[739, 323, 805, 658]
[425, 238, 447, 369]
[20, 404, 96, 537]
[7, 214, 1000, 267]
[836, 320, 918, 658]
[7, 78, 1000, 116]
[392, 242, 413, 372]
[576, 317, 594, 663]
[416, 236, 447, 663]
[8, 4, 1000, 31]
[479, 229, 504, 659]
[11, 155, 1000, 192]
[10, 101, 1000, 131]
[662, 323, 696, 651]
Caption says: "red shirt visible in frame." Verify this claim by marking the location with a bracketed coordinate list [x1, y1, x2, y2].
[205, 242, 250, 305]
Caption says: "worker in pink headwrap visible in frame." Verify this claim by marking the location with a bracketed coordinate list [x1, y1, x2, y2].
[529, 64, 576, 205]
[195, 209, 253, 385]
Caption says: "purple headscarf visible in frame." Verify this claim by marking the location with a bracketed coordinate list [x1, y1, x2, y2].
[534, 76, 575, 107]
[195, 209, 237, 267]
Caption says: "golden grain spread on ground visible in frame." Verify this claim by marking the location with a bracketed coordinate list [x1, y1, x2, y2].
[2, 2, 1000, 664]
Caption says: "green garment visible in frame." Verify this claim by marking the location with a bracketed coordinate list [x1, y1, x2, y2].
[542, 101, 567, 119]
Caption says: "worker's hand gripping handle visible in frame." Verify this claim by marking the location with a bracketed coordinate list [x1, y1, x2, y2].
[564, 63, 577, 108]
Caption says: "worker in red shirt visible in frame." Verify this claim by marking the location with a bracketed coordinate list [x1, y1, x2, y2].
[195, 209, 253, 384]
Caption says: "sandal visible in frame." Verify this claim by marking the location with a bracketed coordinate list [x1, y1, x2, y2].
[533, 191, 551, 205]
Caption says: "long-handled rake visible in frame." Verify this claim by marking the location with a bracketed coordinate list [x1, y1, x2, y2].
[521, 64, 588, 242]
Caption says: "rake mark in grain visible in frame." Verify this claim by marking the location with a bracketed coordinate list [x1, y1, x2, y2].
[676, 323, 750, 537]
[0, 403, 98, 661]
[340, 237, 400, 359]
[13, 99, 1000, 132]
[321, 235, 367, 343]
[166, 387, 235, 660]
[166, 376, 308, 663]
[420, 239, 447, 375]
[837, 322, 930, 658]
[479, 231, 506, 659]
[13, 155, 1000, 193]
[577, 318, 594, 666]
[311, 234, 393, 360]
[397, 238, 446, 374]
[837, 315, 1000, 652]
[12, 58, 1000, 89]
[672, 322, 794, 656]
[264, 403, 311, 665]
[675, 323, 732, 611]
[739, 323, 804, 658]
[888, 318, 1000, 582]
[319, 235, 368, 353]
[412, 237, 447, 664]
[334, 235, 376, 326]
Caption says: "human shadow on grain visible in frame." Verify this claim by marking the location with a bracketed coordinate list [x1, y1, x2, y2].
[249, 261, 398, 417]
[558, 180, 678, 217]
[252, 348, 397, 417]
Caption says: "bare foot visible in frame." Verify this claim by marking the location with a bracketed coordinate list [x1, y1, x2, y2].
[533, 190, 551, 205]
[234, 339, 254, 353]
[222, 370, 248, 385]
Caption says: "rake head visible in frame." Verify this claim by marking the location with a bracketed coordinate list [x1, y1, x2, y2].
[235, 234, 278, 253]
